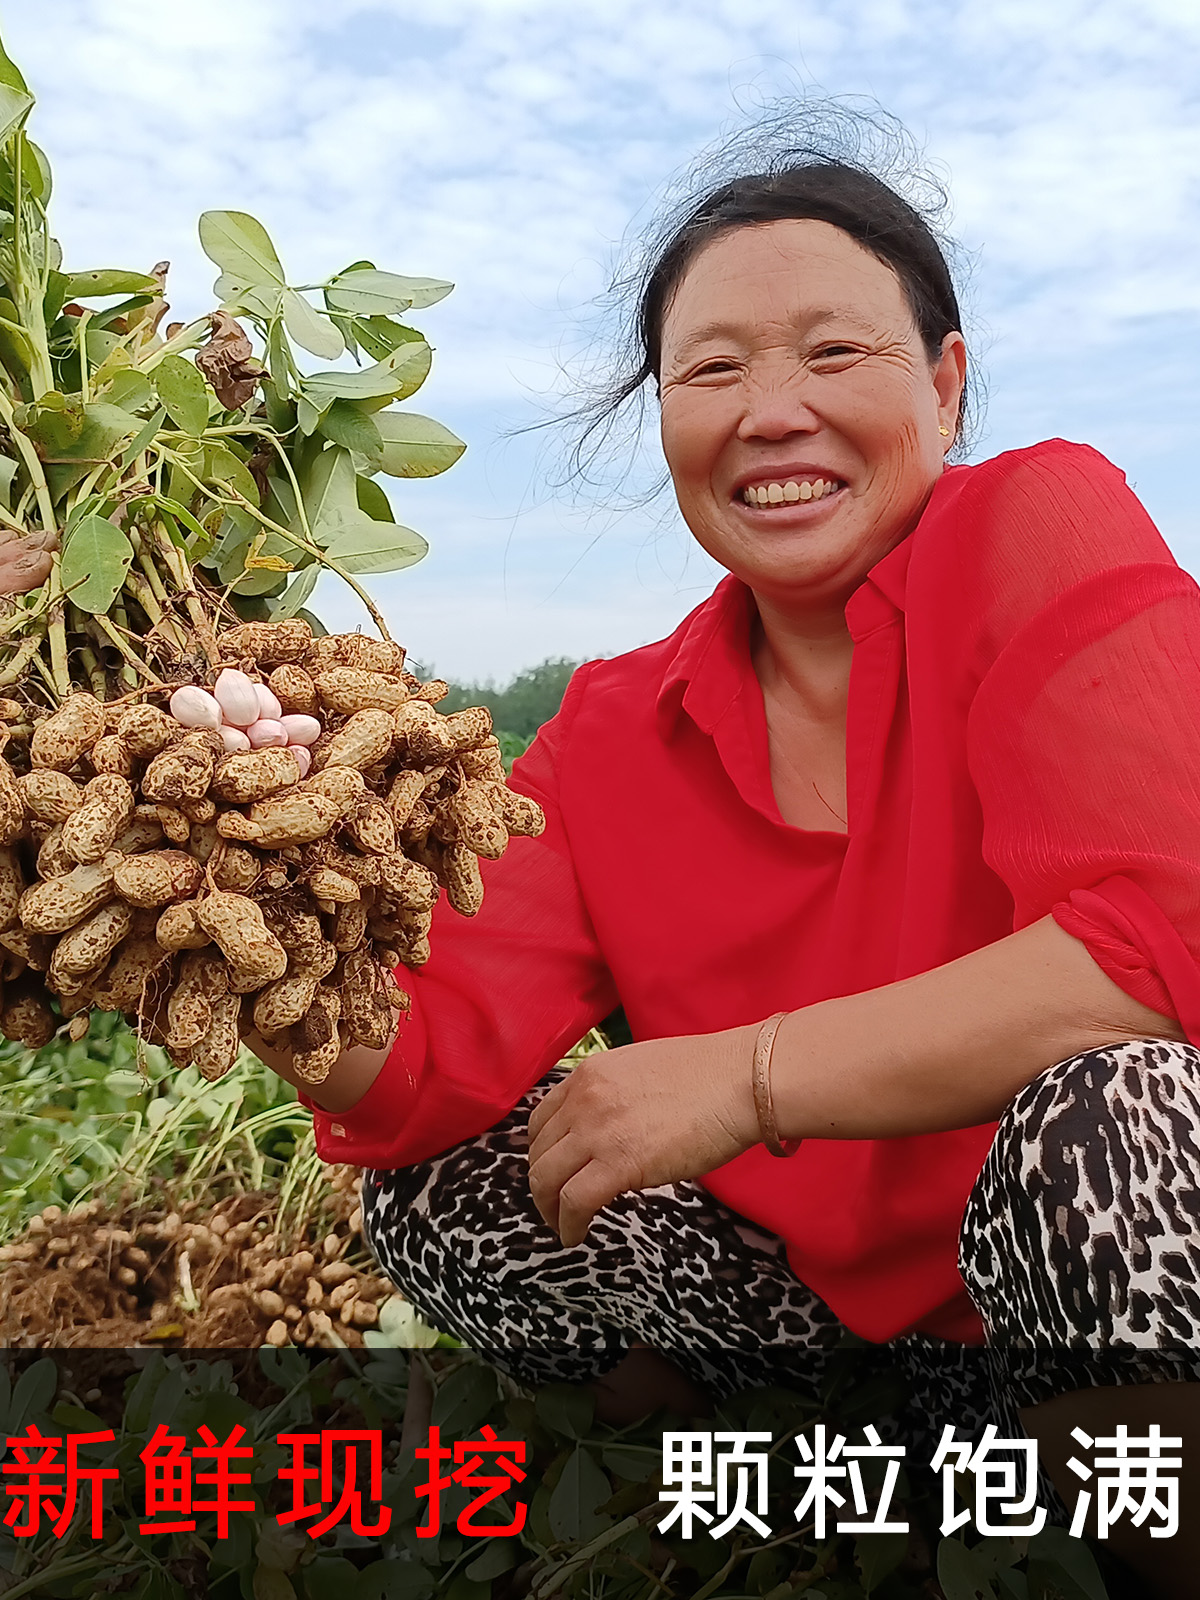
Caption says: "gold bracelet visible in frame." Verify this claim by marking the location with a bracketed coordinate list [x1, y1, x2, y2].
[751, 1011, 801, 1158]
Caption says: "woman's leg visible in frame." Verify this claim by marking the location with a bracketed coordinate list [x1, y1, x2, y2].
[959, 1039, 1200, 1596]
[961, 1037, 1200, 1348]
[362, 1066, 845, 1402]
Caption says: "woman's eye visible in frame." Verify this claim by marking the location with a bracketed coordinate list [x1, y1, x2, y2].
[815, 344, 857, 359]
[691, 360, 736, 377]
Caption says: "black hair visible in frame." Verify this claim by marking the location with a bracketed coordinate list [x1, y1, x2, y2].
[561, 99, 981, 492]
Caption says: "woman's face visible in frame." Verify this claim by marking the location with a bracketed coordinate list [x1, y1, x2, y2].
[658, 218, 967, 614]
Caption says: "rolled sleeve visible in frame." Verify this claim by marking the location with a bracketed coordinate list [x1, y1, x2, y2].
[968, 560, 1200, 1042]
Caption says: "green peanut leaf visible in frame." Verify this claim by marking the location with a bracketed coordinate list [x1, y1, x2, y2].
[270, 562, 320, 619]
[199, 210, 286, 289]
[102, 368, 155, 414]
[548, 1445, 612, 1542]
[299, 339, 431, 411]
[214, 273, 283, 320]
[355, 474, 393, 521]
[282, 288, 343, 360]
[61, 514, 134, 614]
[325, 267, 452, 317]
[318, 399, 383, 463]
[202, 441, 261, 507]
[0, 81, 33, 146]
[374, 410, 466, 478]
[0, 456, 16, 510]
[152, 354, 211, 436]
[301, 444, 359, 540]
[351, 316, 425, 361]
[61, 269, 160, 297]
[936, 1537, 998, 1600]
[322, 514, 428, 573]
[0, 36, 30, 95]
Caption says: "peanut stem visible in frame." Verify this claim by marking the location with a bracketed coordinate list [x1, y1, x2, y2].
[46, 553, 70, 700]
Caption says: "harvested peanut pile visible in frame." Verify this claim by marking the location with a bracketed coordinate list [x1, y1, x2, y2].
[0, 618, 543, 1078]
[0, 1167, 395, 1349]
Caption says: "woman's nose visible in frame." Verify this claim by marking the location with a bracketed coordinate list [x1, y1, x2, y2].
[735, 369, 820, 442]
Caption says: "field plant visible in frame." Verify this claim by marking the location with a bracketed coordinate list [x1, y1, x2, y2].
[0, 32, 463, 710]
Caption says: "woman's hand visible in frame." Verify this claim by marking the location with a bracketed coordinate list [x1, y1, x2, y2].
[526, 1024, 763, 1247]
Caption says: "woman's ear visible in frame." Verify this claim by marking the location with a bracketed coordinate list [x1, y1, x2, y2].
[934, 331, 968, 437]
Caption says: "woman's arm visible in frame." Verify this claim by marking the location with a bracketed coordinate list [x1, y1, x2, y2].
[242, 1025, 394, 1113]
[767, 912, 1185, 1140]
[526, 914, 1185, 1245]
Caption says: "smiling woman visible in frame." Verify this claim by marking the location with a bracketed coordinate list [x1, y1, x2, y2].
[250, 106, 1200, 1590]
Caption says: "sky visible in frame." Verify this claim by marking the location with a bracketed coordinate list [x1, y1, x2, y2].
[6, 0, 1199, 681]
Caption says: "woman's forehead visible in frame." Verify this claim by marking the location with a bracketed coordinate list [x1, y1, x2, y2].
[662, 219, 908, 347]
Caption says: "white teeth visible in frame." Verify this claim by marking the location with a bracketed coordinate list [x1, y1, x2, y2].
[742, 478, 840, 506]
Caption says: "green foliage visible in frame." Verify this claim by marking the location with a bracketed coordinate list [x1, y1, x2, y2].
[0, 1013, 305, 1243]
[441, 657, 581, 742]
[0, 42, 466, 703]
[0, 1343, 1120, 1600]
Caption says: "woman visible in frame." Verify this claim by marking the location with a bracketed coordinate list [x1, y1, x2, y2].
[255, 141, 1200, 1576]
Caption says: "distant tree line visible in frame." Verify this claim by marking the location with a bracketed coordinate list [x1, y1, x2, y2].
[441, 657, 581, 745]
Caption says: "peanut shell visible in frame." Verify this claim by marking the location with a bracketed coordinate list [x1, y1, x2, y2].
[30, 694, 104, 770]
[113, 850, 205, 909]
[312, 710, 393, 772]
[211, 747, 301, 804]
[19, 859, 116, 934]
[19, 769, 81, 825]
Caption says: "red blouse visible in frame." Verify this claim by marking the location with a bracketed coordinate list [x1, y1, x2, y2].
[310, 438, 1200, 1345]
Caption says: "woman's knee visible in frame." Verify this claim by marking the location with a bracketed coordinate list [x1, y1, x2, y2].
[962, 1038, 1200, 1342]
[993, 1038, 1200, 1174]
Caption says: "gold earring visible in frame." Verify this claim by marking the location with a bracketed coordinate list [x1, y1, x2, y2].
[939, 426, 951, 437]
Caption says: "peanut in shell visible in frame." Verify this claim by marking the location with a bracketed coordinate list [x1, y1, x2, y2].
[0, 846, 24, 930]
[305, 633, 404, 677]
[36, 825, 76, 879]
[0, 976, 56, 1048]
[30, 694, 104, 770]
[218, 791, 340, 849]
[52, 900, 132, 977]
[442, 843, 484, 917]
[268, 664, 318, 715]
[211, 747, 301, 804]
[195, 892, 288, 986]
[62, 775, 135, 864]
[312, 710, 394, 773]
[343, 797, 396, 856]
[210, 841, 261, 892]
[141, 739, 215, 805]
[19, 858, 116, 934]
[91, 934, 173, 1012]
[220, 618, 313, 665]
[167, 951, 228, 1054]
[155, 899, 210, 952]
[115, 704, 178, 758]
[314, 668, 407, 715]
[189, 992, 242, 1081]
[307, 868, 359, 903]
[19, 769, 81, 825]
[113, 850, 205, 909]
[89, 734, 136, 777]
[253, 973, 319, 1035]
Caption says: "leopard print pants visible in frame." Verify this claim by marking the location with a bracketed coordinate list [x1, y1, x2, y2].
[363, 1039, 1200, 1490]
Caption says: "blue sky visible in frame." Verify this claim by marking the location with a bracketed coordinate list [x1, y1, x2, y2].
[8, 0, 1198, 679]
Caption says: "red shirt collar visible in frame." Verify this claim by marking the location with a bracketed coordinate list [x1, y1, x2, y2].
[653, 475, 950, 738]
